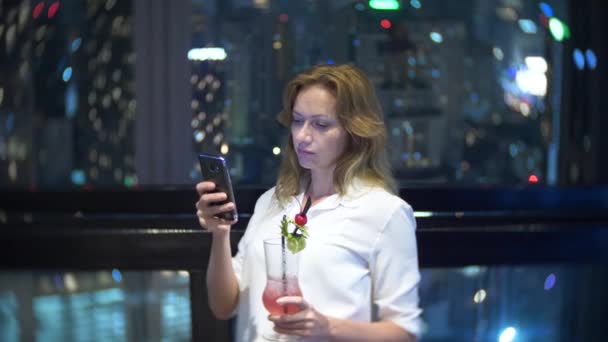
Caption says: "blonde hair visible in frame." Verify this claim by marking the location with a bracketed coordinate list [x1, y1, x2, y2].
[274, 64, 396, 205]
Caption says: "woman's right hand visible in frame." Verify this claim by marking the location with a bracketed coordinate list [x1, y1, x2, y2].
[195, 181, 237, 235]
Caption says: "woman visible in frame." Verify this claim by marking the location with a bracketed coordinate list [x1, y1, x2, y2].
[196, 64, 422, 341]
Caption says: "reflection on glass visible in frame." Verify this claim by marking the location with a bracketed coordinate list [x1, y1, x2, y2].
[0, 0, 572, 187]
[418, 265, 608, 341]
[0, 270, 191, 342]
[190, 0, 569, 187]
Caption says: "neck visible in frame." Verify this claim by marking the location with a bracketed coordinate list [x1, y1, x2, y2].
[308, 169, 336, 200]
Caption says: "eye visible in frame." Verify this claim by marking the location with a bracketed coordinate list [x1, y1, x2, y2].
[292, 118, 303, 125]
[314, 121, 330, 129]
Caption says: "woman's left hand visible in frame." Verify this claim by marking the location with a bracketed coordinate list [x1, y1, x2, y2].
[268, 296, 331, 338]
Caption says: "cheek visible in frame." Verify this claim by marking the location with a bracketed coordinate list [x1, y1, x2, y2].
[332, 132, 349, 156]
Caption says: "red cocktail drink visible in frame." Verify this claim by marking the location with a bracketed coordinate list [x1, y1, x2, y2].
[262, 238, 303, 341]
[262, 276, 303, 315]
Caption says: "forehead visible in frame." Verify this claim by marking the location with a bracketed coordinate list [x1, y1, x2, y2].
[292, 85, 337, 117]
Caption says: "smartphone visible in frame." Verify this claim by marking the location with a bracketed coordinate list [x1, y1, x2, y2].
[198, 154, 238, 221]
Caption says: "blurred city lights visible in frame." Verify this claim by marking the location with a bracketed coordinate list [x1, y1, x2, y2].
[187, 48, 227, 61]
[380, 19, 392, 29]
[496, 7, 518, 21]
[354, 3, 365, 11]
[493, 47, 504, 60]
[220, 143, 229, 155]
[516, 69, 547, 97]
[499, 327, 517, 342]
[429, 32, 443, 43]
[585, 49, 597, 70]
[462, 265, 482, 277]
[528, 174, 539, 183]
[111, 269, 123, 282]
[272, 146, 281, 155]
[47, 2, 60, 18]
[70, 37, 82, 53]
[194, 131, 204, 142]
[549, 17, 570, 41]
[518, 19, 537, 34]
[525, 56, 548, 73]
[123, 175, 136, 187]
[369, 0, 400, 10]
[65, 83, 78, 118]
[573, 49, 585, 70]
[473, 289, 487, 303]
[410, 0, 421, 9]
[414, 211, 433, 218]
[70, 169, 86, 185]
[62, 67, 73, 82]
[544, 273, 556, 290]
[539, 2, 554, 17]
[33, 2, 44, 19]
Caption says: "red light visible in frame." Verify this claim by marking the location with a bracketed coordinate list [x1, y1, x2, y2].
[528, 175, 539, 183]
[539, 13, 549, 28]
[279, 13, 289, 23]
[48, 2, 60, 18]
[33, 2, 44, 19]
[380, 19, 392, 29]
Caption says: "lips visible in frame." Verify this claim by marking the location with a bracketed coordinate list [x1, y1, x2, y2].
[297, 149, 314, 155]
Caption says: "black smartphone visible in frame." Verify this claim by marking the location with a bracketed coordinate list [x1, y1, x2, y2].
[198, 154, 238, 221]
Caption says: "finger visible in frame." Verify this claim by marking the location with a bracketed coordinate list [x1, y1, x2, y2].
[273, 326, 310, 337]
[273, 320, 312, 330]
[277, 296, 309, 311]
[200, 192, 228, 206]
[196, 181, 216, 195]
[205, 202, 236, 218]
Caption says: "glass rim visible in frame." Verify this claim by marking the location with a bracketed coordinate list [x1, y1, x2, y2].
[263, 237, 286, 245]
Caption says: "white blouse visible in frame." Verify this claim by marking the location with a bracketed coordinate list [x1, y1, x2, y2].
[231, 181, 422, 341]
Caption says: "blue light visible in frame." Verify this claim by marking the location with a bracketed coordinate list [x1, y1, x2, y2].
[401, 153, 409, 160]
[413, 152, 421, 160]
[429, 32, 443, 43]
[585, 49, 597, 70]
[408, 56, 416, 66]
[410, 0, 421, 9]
[112, 269, 123, 282]
[539, 3, 554, 17]
[507, 67, 517, 80]
[5, 112, 14, 134]
[70, 37, 82, 53]
[544, 273, 556, 290]
[65, 83, 78, 118]
[70, 169, 86, 185]
[509, 144, 519, 157]
[470, 92, 479, 104]
[573, 49, 585, 70]
[431, 69, 440, 78]
[352, 39, 360, 47]
[518, 19, 537, 34]
[355, 3, 365, 11]
[499, 327, 517, 342]
[327, 59, 335, 65]
[62, 66, 72, 82]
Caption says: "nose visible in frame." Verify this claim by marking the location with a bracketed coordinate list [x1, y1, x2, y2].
[293, 122, 312, 145]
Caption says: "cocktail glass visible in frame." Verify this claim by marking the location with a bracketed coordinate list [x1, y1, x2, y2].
[261, 238, 303, 341]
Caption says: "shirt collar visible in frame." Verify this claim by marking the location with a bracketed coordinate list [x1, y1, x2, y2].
[293, 178, 373, 211]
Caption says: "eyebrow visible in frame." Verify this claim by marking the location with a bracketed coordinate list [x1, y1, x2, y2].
[292, 110, 331, 118]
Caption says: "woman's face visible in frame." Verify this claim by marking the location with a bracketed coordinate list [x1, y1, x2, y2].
[291, 84, 348, 173]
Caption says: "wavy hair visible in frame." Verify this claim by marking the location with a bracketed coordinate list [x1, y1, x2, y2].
[274, 64, 396, 205]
